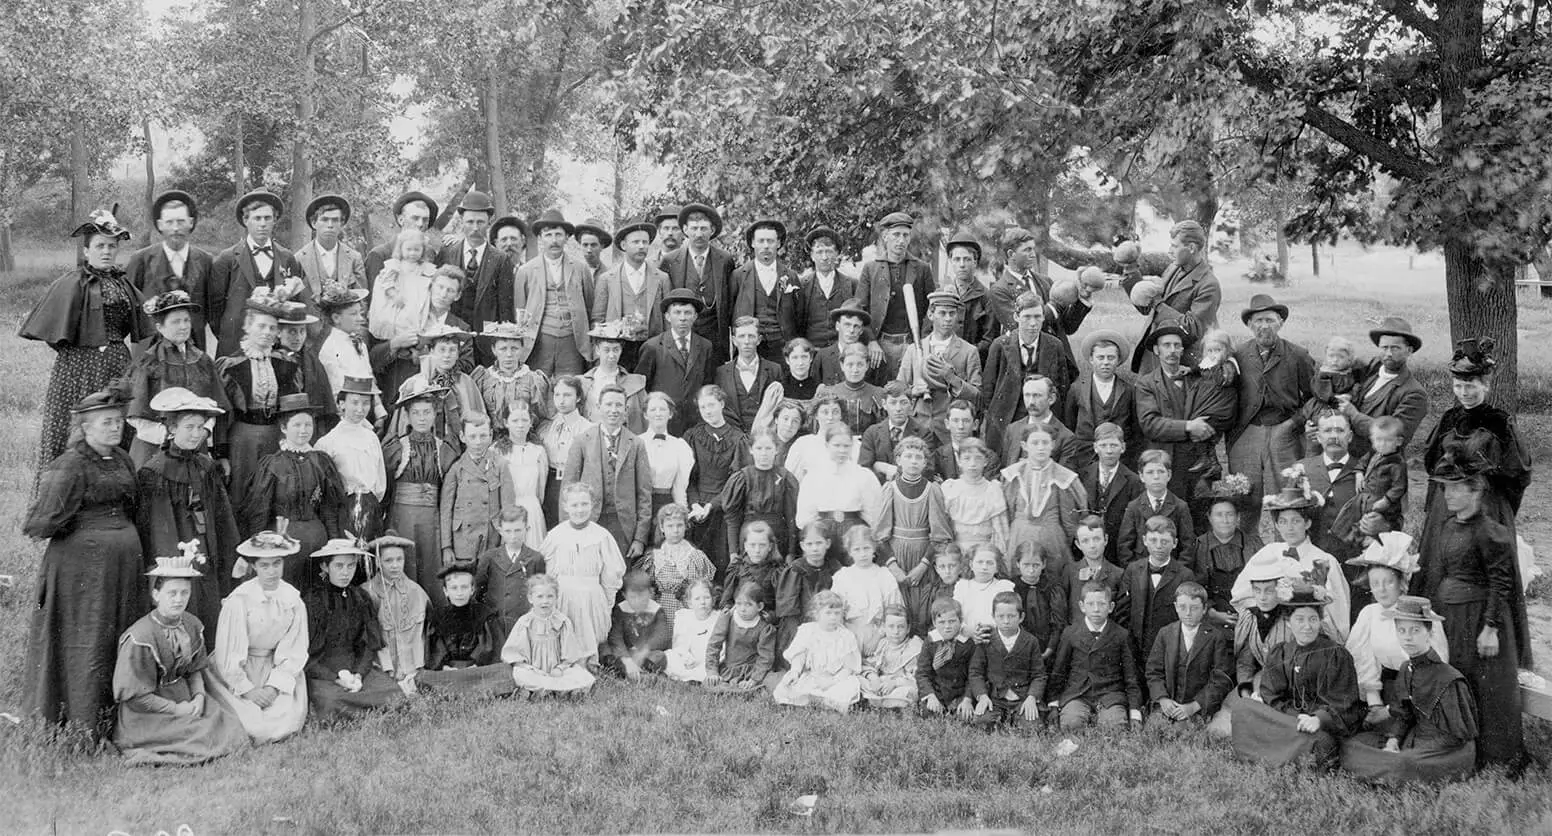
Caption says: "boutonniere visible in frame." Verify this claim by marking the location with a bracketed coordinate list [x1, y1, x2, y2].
[780, 276, 801, 295]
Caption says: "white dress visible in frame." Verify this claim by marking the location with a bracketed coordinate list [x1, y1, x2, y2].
[639, 431, 694, 506]
[954, 577, 1015, 637]
[665, 608, 720, 682]
[207, 580, 309, 743]
[540, 521, 627, 656]
[368, 258, 436, 340]
[772, 623, 862, 712]
[795, 460, 883, 528]
[1346, 601, 1449, 704]
[830, 563, 903, 655]
[504, 441, 549, 549]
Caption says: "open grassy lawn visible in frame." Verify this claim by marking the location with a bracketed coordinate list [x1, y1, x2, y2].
[2, 244, 1552, 834]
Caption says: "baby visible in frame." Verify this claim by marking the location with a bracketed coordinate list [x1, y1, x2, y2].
[1194, 329, 1239, 388]
[1312, 336, 1357, 406]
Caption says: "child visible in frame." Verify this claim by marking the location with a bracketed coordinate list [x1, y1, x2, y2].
[1082, 422, 1143, 564]
[603, 569, 671, 680]
[361, 531, 429, 690]
[682, 385, 751, 576]
[471, 321, 553, 433]
[772, 590, 863, 713]
[1062, 515, 1127, 623]
[1351, 416, 1408, 542]
[303, 538, 410, 721]
[720, 520, 784, 617]
[814, 343, 886, 433]
[440, 415, 517, 575]
[829, 525, 905, 655]
[916, 597, 978, 718]
[475, 508, 547, 635]
[780, 338, 821, 407]
[540, 482, 628, 663]
[390, 326, 486, 440]
[1002, 425, 1086, 572]
[941, 438, 1008, 556]
[1118, 449, 1194, 563]
[1047, 582, 1143, 731]
[718, 428, 799, 563]
[381, 384, 460, 589]
[497, 399, 550, 548]
[905, 544, 962, 638]
[665, 579, 719, 683]
[1187, 498, 1262, 626]
[501, 574, 597, 697]
[1143, 581, 1234, 731]
[420, 562, 515, 697]
[858, 381, 923, 481]
[954, 544, 1015, 642]
[1195, 329, 1241, 389]
[705, 583, 778, 694]
[1302, 336, 1359, 447]
[772, 522, 840, 656]
[646, 503, 715, 626]
[876, 437, 954, 588]
[1117, 516, 1198, 667]
[861, 605, 922, 709]
[933, 399, 980, 479]
[1189, 329, 1240, 487]
[968, 591, 1047, 727]
[1010, 543, 1067, 660]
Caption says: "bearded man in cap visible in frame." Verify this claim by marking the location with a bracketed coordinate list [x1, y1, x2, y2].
[126, 190, 214, 350]
[365, 190, 442, 291]
[210, 190, 308, 357]
[436, 191, 513, 366]
[661, 203, 736, 365]
[1228, 294, 1314, 533]
[856, 211, 935, 380]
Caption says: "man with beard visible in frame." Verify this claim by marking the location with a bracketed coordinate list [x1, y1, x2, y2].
[857, 211, 934, 381]
[661, 203, 736, 365]
[1134, 324, 1236, 507]
[1229, 294, 1315, 534]
[1337, 316, 1429, 457]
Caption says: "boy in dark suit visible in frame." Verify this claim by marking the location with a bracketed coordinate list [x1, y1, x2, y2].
[1144, 581, 1234, 731]
[1064, 330, 1141, 471]
[1117, 515, 1198, 670]
[475, 508, 547, 635]
[1062, 515, 1128, 623]
[969, 591, 1047, 727]
[1080, 422, 1143, 563]
[1048, 582, 1143, 731]
[1117, 449, 1194, 562]
[858, 381, 929, 482]
[635, 289, 714, 435]
[916, 596, 977, 718]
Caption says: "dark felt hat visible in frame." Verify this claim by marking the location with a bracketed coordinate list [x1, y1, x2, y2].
[276, 393, 319, 416]
[827, 299, 872, 326]
[458, 190, 495, 214]
[660, 287, 707, 314]
[654, 204, 683, 224]
[574, 218, 613, 248]
[151, 191, 198, 229]
[316, 281, 369, 312]
[613, 218, 657, 246]
[70, 206, 131, 241]
[805, 225, 843, 250]
[678, 203, 723, 237]
[71, 386, 131, 415]
[488, 215, 529, 246]
[1141, 322, 1195, 353]
[1368, 316, 1422, 352]
[393, 191, 440, 224]
[530, 209, 576, 238]
[1240, 293, 1290, 325]
[306, 194, 352, 227]
[235, 190, 284, 223]
[744, 217, 787, 248]
[943, 230, 982, 261]
[338, 376, 381, 397]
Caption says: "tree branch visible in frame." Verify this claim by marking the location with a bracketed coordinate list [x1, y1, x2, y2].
[306, 10, 367, 54]
[1383, 0, 1440, 43]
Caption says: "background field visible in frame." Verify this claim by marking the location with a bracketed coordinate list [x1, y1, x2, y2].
[1, 243, 1551, 835]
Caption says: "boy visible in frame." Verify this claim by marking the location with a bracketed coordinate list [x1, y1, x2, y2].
[859, 381, 930, 481]
[1353, 416, 1407, 541]
[933, 399, 979, 479]
[603, 569, 671, 680]
[1047, 582, 1143, 731]
[475, 508, 547, 635]
[1064, 330, 1140, 471]
[1062, 515, 1127, 623]
[916, 597, 977, 718]
[1010, 543, 1067, 660]
[905, 544, 961, 638]
[897, 289, 983, 433]
[816, 302, 883, 386]
[381, 383, 460, 590]
[1079, 422, 1142, 563]
[968, 591, 1047, 728]
[1117, 449, 1193, 562]
[440, 415, 517, 571]
[1143, 581, 1233, 731]
[1117, 516, 1198, 669]
[635, 289, 714, 435]
[713, 316, 784, 431]
[420, 562, 515, 697]
[815, 343, 887, 434]
[1303, 336, 1360, 446]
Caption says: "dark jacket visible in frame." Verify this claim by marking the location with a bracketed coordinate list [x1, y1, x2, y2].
[1144, 620, 1234, 715]
[1063, 373, 1141, 471]
[125, 243, 215, 350]
[1116, 491, 1194, 564]
[1116, 559, 1197, 665]
[856, 256, 934, 339]
[437, 240, 514, 364]
[635, 330, 714, 434]
[968, 628, 1047, 704]
[210, 240, 307, 357]
[1344, 360, 1429, 456]
[915, 631, 977, 704]
[475, 544, 547, 634]
[979, 330, 1077, 457]
[1230, 337, 1316, 442]
[1079, 462, 1143, 564]
[1048, 619, 1142, 710]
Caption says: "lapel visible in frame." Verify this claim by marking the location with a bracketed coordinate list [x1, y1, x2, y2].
[237, 243, 261, 290]
[1161, 261, 1201, 302]
[495, 549, 523, 577]
[1183, 623, 1209, 666]
[1303, 457, 1333, 494]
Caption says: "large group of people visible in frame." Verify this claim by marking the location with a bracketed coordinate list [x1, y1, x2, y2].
[11, 190, 1535, 783]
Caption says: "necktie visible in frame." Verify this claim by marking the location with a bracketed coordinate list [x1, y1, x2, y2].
[170, 251, 185, 277]
[1328, 460, 1344, 474]
[350, 334, 365, 353]
[1152, 498, 1161, 513]
[653, 433, 667, 441]
[1099, 472, 1111, 495]
[678, 336, 688, 355]
[466, 247, 479, 275]
[890, 425, 903, 443]
[1149, 564, 1165, 575]
[606, 433, 618, 465]
[252, 245, 273, 257]
[932, 641, 953, 670]
[1022, 344, 1035, 367]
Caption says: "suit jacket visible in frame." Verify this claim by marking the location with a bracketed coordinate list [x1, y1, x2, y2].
[1000, 415, 1080, 472]
[1345, 360, 1430, 456]
[295, 240, 367, 295]
[729, 259, 803, 344]
[978, 331, 1078, 457]
[713, 357, 784, 432]
[439, 241, 515, 355]
[896, 335, 982, 429]
[1117, 491, 1195, 564]
[124, 243, 215, 350]
[635, 331, 714, 431]
[1119, 259, 1221, 332]
[915, 632, 978, 703]
[1230, 337, 1315, 443]
[986, 271, 1088, 354]
[856, 256, 935, 339]
[661, 245, 736, 363]
[210, 239, 308, 357]
[1063, 373, 1141, 470]
[968, 629, 1047, 703]
[1079, 463, 1143, 564]
[1144, 621, 1234, 715]
[1134, 365, 1236, 474]
[592, 259, 670, 336]
[475, 544, 546, 633]
[1299, 451, 1365, 558]
[857, 418, 938, 475]
[1117, 559, 1197, 664]
[440, 451, 517, 554]
[512, 255, 594, 363]
[562, 425, 654, 550]
[1047, 620, 1142, 710]
[795, 268, 858, 347]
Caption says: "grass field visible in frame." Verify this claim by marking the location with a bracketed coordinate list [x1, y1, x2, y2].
[2, 243, 1552, 834]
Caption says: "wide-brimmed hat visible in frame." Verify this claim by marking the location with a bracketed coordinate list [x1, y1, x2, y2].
[574, 218, 613, 248]
[1262, 482, 1322, 512]
[613, 217, 656, 245]
[677, 203, 723, 237]
[276, 393, 318, 417]
[926, 289, 962, 311]
[1277, 579, 1332, 610]
[70, 207, 131, 241]
[1080, 329, 1129, 361]
[530, 208, 576, 238]
[1446, 337, 1496, 378]
[71, 386, 131, 415]
[235, 190, 284, 223]
[149, 387, 225, 418]
[828, 299, 871, 326]
[876, 211, 913, 230]
[1346, 531, 1418, 577]
[237, 529, 303, 559]
[1141, 321, 1195, 353]
[588, 317, 648, 343]
[338, 375, 381, 397]
[393, 191, 440, 225]
[1240, 293, 1290, 325]
[148, 540, 210, 577]
[943, 230, 982, 261]
[437, 560, 478, 581]
[744, 217, 787, 248]
[660, 288, 707, 314]
[244, 286, 291, 318]
[458, 190, 495, 215]
[488, 215, 529, 246]
[275, 301, 319, 326]
[306, 194, 352, 226]
[1368, 316, 1422, 352]
[654, 204, 683, 224]
[316, 281, 369, 313]
[1430, 452, 1490, 484]
[367, 530, 416, 554]
[151, 191, 198, 229]
[313, 537, 372, 560]
[142, 290, 202, 318]
[1382, 595, 1446, 624]
[397, 377, 451, 404]
[806, 225, 843, 250]
[417, 323, 473, 347]
[478, 321, 530, 342]
[1242, 553, 1302, 584]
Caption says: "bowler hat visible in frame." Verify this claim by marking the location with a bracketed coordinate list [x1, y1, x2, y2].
[943, 231, 982, 261]
[151, 190, 198, 229]
[458, 190, 495, 215]
[1368, 316, 1423, 352]
[660, 288, 707, 314]
[613, 217, 656, 246]
[488, 215, 529, 246]
[744, 217, 787, 249]
[393, 191, 440, 225]
[306, 194, 352, 227]
[678, 203, 723, 237]
[1241, 293, 1290, 325]
[574, 218, 613, 248]
[805, 225, 843, 250]
[235, 190, 285, 223]
[530, 209, 576, 238]
[827, 299, 872, 326]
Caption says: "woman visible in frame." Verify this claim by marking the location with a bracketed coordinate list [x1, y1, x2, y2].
[780, 338, 821, 408]
[1000, 426, 1085, 572]
[314, 282, 386, 425]
[1345, 532, 1447, 724]
[683, 385, 751, 576]
[123, 290, 231, 466]
[21, 387, 144, 738]
[19, 208, 150, 475]
[795, 422, 883, 565]
[579, 327, 647, 433]
[538, 375, 595, 527]
[215, 286, 303, 512]
[111, 548, 248, 765]
[783, 394, 853, 482]
[472, 321, 552, 435]
[210, 530, 310, 744]
[304, 537, 409, 721]
[638, 392, 693, 528]
[135, 387, 242, 645]
[770, 400, 808, 468]
[244, 393, 345, 594]
[1233, 482, 1352, 638]
[497, 399, 549, 550]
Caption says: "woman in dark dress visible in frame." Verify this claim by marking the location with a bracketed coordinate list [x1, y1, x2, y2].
[20, 387, 144, 739]
[19, 208, 150, 478]
[683, 385, 751, 578]
[135, 388, 241, 648]
[303, 538, 409, 721]
[244, 393, 344, 594]
[215, 286, 303, 514]
[124, 290, 231, 466]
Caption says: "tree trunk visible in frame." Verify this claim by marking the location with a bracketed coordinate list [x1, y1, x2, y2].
[233, 114, 247, 195]
[485, 65, 509, 216]
[142, 118, 156, 247]
[1445, 241, 1518, 406]
[0, 224, 13, 272]
[0, 152, 14, 271]
[529, 18, 579, 195]
[1179, 126, 1219, 233]
[1310, 240, 1320, 277]
[1273, 204, 1290, 279]
[289, 0, 319, 249]
[70, 114, 89, 222]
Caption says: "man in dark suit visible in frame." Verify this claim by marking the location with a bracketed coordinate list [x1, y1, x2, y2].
[794, 226, 857, 349]
[1228, 294, 1315, 533]
[1116, 516, 1197, 672]
[1115, 220, 1222, 332]
[1047, 584, 1144, 731]
[978, 291, 1077, 458]
[986, 226, 1089, 354]
[1143, 581, 1234, 729]
[294, 193, 366, 345]
[635, 289, 714, 435]
[1080, 422, 1143, 564]
[437, 191, 513, 367]
[660, 203, 736, 366]
[931, 399, 980, 480]
[729, 218, 804, 363]
[714, 315, 785, 432]
[365, 190, 441, 291]
[562, 384, 653, 561]
[999, 375, 1079, 470]
[1134, 325, 1237, 507]
[856, 211, 934, 381]
[1065, 330, 1141, 471]
[210, 190, 307, 357]
[1299, 411, 1366, 589]
[125, 190, 214, 350]
[1338, 316, 1430, 457]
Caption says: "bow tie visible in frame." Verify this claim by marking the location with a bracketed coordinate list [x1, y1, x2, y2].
[653, 433, 667, 441]
[1327, 460, 1346, 470]
[251, 245, 272, 257]
[1149, 564, 1167, 575]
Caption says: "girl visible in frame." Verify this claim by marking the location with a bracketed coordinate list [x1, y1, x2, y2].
[705, 583, 778, 694]
[472, 321, 552, 430]
[780, 338, 821, 407]
[124, 290, 230, 466]
[580, 329, 647, 433]
[112, 549, 249, 765]
[389, 327, 486, 440]
[860, 605, 922, 710]
[954, 544, 1015, 642]
[941, 438, 1008, 555]
[719, 520, 783, 613]
[772, 590, 862, 713]
[875, 436, 954, 587]
[501, 574, 597, 697]
[770, 400, 808, 469]
[829, 525, 904, 655]
[244, 394, 345, 594]
[1001, 426, 1085, 576]
[783, 395, 850, 482]
[303, 538, 409, 722]
[794, 422, 882, 565]
[538, 376, 594, 527]
[368, 228, 437, 341]
[541, 482, 627, 663]
[773, 522, 840, 657]
[639, 392, 694, 530]
[210, 530, 309, 743]
[497, 399, 549, 550]
[683, 385, 751, 576]
[646, 503, 715, 626]
[718, 428, 799, 562]
[814, 343, 885, 433]
[665, 579, 719, 683]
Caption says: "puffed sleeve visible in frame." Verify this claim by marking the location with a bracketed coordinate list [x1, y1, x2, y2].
[114, 624, 178, 713]
[1346, 606, 1384, 704]
[268, 594, 309, 694]
[501, 616, 535, 668]
[22, 454, 87, 540]
[214, 595, 256, 695]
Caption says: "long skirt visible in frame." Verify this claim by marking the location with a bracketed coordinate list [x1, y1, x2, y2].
[388, 502, 441, 597]
[36, 343, 132, 482]
[206, 651, 308, 744]
[773, 670, 860, 713]
[512, 665, 595, 694]
[281, 517, 330, 596]
[418, 663, 517, 698]
[307, 669, 407, 722]
[22, 520, 144, 738]
[1437, 598, 1523, 766]
[1341, 732, 1477, 784]
[113, 671, 249, 766]
[1230, 695, 1340, 770]
[227, 421, 281, 512]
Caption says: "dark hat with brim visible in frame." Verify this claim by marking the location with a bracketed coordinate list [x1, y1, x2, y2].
[1142, 323, 1194, 353]
[660, 288, 707, 314]
[1368, 316, 1422, 352]
[276, 393, 319, 417]
[1240, 293, 1290, 325]
[306, 194, 352, 227]
[397, 378, 451, 404]
[142, 290, 202, 319]
[613, 218, 656, 246]
[275, 302, 319, 326]
[1382, 595, 1446, 624]
[71, 386, 131, 415]
[530, 209, 576, 238]
[678, 203, 723, 237]
[1446, 337, 1496, 378]
[458, 190, 495, 215]
[437, 560, 478, 581]
[70, 207, 131, 241]
[828, 300, 872, 326]
[943, 231, 982, 261]
[393, 191, 440, 225]
[1429, 453, 1489, 484]
[316, 282, 370, 313]
[1277, 581, 1333, 611]
[744, 217, 787, 249]
[805, 225, 844, 250]
[235, 190, 285, 223]
[151, 190, 198, 229]
[574, 219, 613, 248]
[1263, 483, 1321, 513]
[488, 215, 529, 246]
[655, 205, 684, 224]
[338, 376, 381, 397]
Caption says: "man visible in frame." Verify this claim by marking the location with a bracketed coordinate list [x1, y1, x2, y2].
[1339, 316, 1430, 457]
[857, 211, 934, 380]
[513, 209, 595, 377]
[210, 190, 306, 357]
[365, 190, 441, 290]
[635, 289, 714, 434]
[815, 301, 885, 386]
[575, 218, 613, 277]
[795, 225, 856, 349]
[939, 230, 998, 359]
[661, 203, 736, 366]
[730, 217, 803, 363]
[1115, 219, 1221, 332]
[1064, 330, 1141, 471]
[593, 217, 669, 368]
[897, 289, 981, 437]
[295, 193, 366, 344]
[652, 204, 684, 264]
[986, 226, 1088, 348]
[489, 215, 529, 271]
[1000, 374, 1079, 470]
[437, 190, 513, 366]
[125, 190, 214, 350]
[564, 384, 653, 560]
[978, 291, 1077, 457]
[1134, 326, 1236, 506]
[1228, 294, 1315, 533]
[1298, 411, 1364, 564]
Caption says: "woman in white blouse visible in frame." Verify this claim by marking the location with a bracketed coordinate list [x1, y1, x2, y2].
[796, 422, 882, 565]
[1344, 532, 1448, 726]
[537, 375, 594, 529]
[638, 392, 693, 531]
[783, 394, 858, 483]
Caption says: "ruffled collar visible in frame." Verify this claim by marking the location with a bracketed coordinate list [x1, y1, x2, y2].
[239, 339, 272, 361]
[233, 578, 303, 609]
